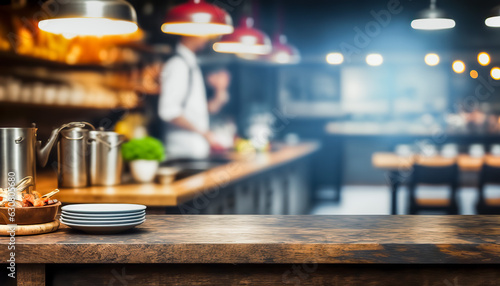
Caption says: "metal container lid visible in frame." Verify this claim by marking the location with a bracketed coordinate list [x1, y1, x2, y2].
[89, 129, 125, 147]
[61, 127, 90, 140]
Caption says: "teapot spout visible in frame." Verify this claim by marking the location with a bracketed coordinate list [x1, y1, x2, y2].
[36, 127, 60, 167]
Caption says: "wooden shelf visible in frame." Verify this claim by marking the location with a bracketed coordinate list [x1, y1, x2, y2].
[0, 51, 139, 72]
[0, 101, 140, 112]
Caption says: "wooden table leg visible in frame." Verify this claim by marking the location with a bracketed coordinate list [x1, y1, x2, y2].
[18, 264, 45, 286]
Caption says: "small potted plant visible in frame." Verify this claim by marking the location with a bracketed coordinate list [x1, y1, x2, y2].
[122, 136, 165, 183]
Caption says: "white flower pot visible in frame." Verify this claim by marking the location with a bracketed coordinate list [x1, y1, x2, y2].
[129, 160, 159, 183]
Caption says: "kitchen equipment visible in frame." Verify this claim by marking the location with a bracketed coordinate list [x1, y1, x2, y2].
[62, 203, 146, 213]
[61, 211, 145, 220]
[156, 167, 180, 185]
[0, 220, 60, 236]
[89, 129, 125, 186]
[0, 202, 61, 225]
[60, 219, 145, 234]
[60, 204, 146, 234]
[0, 127, 37, 190]
[0, 122, 94, 190]
[61, 210, 145, 218]
[56, 122, 95, 188]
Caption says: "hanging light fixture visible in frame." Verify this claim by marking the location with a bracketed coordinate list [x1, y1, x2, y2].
[326, 52, 344, 65]
[161, 0, 233, 36]
[38, 0, 139, 36]
[269, 35, 300, 64]
[485, 6, 500, 27]
[411, 0, 455, 30]
[267, 0, 299, 64]
[213, 17, 272, 55]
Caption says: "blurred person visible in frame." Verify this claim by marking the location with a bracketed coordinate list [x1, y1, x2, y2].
[158, 36, 231, 159]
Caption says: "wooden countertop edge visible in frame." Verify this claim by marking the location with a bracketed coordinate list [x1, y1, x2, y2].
[9, 243, 500, 264]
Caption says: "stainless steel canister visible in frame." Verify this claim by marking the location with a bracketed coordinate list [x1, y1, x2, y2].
[58, 125, 94, 188]
[88, 130, 125, 186]
[0, 127, 37, 189]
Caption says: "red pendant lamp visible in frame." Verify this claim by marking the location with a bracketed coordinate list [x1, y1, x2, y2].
[213, 16, 272, 55]
[269, 1, 300, 64]
[161, 0, 233, 36]
[270, 34, 300, 64]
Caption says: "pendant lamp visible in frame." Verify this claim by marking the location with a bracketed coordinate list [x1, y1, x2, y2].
[485, 6, 500, 27]
[411, 0, 455, 30]
[161, 0, 233, 36]
[38, 0, 139, 36]
[270, 35, 300, 64]
[213, 17, 271, 55]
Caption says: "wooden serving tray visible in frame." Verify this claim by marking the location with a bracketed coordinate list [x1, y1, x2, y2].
[0, 220, 60, 236]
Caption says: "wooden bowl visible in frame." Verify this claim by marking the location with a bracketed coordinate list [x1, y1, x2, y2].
[0, 202, 60, 225]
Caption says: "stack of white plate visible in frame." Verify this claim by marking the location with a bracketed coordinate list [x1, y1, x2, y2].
[61, 204, 146, 234]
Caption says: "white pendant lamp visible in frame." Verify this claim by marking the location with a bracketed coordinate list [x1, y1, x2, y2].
[485, 6, 500, 27]
[411, 0, 455, 30]
[38, 0, 139, 36]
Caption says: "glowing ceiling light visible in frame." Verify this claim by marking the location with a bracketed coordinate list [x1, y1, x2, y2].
[452, 60, 465, 73]
[424, 53, 440, 66]
[213, 17, 272, 55]
[269, 35, 300, 64]
[411, 0, 455, 30]
[470, 70, 478, 79]
[366, 53, 383, 66]
[161, 0, 233, 36]
[485, 6, 500, 27]
[38, 0, 139, 36]
[491, 67, 500, 80]
[478, 52, 491, 66]
[326, 53, 344, 65]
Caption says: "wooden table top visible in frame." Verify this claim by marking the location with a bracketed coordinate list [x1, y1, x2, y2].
[3, 215, 500, 264]
[36, 143, 319, 207]
[372, 152, 500, 171]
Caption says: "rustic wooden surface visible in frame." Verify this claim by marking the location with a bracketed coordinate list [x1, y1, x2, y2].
[17, 264, 45, 286]
[372, 152, 500, 171]
[35, 143, 319, 207]
[46, 264, 500, 286]
[1, 215, 500, 264]
[0, 220, 59, 236]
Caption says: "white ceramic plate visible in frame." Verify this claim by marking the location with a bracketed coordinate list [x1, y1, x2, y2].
[61, 210, 145, 218]
[61, 217, 145, 225]
[61, 219, 145, 234]
[61, 213, 145, 221]
[62, 204, 146, 213]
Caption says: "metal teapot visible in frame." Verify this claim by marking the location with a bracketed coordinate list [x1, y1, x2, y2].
[0, 122, 94, 189]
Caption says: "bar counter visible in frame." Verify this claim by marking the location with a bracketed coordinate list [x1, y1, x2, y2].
[3, 215, 500, 285]
[37, 143, 318, 213]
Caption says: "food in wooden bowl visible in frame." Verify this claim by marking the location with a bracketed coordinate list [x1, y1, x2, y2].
[0, 189, 61, 225]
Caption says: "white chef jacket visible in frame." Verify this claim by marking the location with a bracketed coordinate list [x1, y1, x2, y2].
[158, 44, 210, 159]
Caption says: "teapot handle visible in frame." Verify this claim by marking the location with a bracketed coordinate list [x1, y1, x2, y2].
[36, 122, 95, 167]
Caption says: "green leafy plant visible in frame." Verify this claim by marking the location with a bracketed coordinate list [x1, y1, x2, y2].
[121, 136, 165, 162]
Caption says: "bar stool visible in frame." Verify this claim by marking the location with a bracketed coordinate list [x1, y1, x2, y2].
[476, 163, 500, 214]
[408, 158, 459, 215]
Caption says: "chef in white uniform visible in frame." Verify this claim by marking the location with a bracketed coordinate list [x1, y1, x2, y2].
[158, 36, 230, 159]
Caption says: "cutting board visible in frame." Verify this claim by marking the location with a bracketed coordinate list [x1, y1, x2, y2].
[0, 220, 60, 236]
